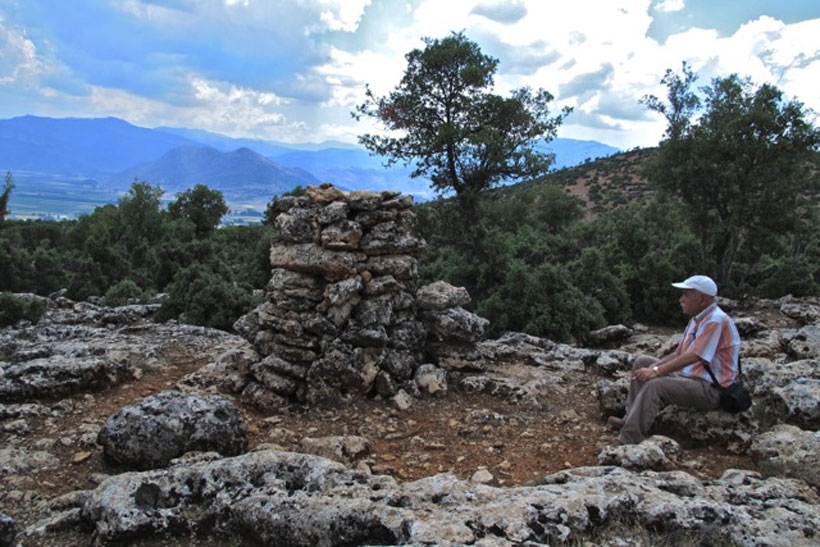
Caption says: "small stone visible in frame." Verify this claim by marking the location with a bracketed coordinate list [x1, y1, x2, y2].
[391, 390, 413, 411]
[72, 451, 92, 464]
[470, 468, 494, 484]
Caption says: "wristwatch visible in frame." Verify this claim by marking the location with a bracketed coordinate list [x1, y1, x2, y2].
[652, 365, 660, 375]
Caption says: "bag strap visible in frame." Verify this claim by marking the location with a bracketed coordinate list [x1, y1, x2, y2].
[702, 362, 723, 390]
[703, 354, 742, 390]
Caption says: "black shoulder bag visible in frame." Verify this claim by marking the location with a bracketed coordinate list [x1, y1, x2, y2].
[703, 359, 752, 413]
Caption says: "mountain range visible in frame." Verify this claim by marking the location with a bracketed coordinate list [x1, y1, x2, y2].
[0, 115, 620, 221]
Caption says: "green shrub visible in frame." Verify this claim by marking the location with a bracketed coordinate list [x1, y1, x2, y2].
[104, 279, 146, 306]
[154, 260, 254, 331]
[0, 292, 47, 327]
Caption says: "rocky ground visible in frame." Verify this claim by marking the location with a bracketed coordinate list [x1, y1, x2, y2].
[1, 294, 819, 546]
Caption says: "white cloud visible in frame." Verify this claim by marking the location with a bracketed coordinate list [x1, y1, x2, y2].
[654, 0, 684, 14]
[317, 0, 371, 32]
[82, 76, 305, 141]
[0, 19, 55, 86]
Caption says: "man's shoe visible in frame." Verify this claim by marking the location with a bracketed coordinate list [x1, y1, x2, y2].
[607, 416, 625, 430]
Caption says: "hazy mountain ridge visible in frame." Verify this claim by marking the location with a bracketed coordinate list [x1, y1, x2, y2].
[105, 146, 321, 208]
[1, 115, 620, 218]
[0, 116, 200, 175]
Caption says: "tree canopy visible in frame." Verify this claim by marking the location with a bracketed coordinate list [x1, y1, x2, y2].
[1, 172, 13, 224]
[641, 64, 820, 287]
[354, 31, 570, 211]
[168, 183, 229, 238]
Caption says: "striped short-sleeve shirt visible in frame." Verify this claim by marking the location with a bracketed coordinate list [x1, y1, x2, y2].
[675, 302, 741, 387]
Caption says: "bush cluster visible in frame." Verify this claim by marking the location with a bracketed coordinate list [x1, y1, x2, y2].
[0, 293, 47, 327]
[0, 182, 273, 332]
[2, 171, 817, 340]
[417, 177, 819, 343]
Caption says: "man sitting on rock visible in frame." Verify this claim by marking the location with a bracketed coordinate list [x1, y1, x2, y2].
[610, 275, 741, 445]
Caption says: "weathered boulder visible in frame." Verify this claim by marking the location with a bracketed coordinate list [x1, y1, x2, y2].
[653, 406, 759, 453]
[597, 435, 681, 471]
[423, 307, 489, 343]
[176, 344, 257, 395]
[414, 363, 448, 396]
[781, 324, 820, 359]
[588, 324, 634, 347]
[779, 298, 820, 325]
[764, 378, 820, 430]
[734, 316, 765, 337]
[597, 377, 628, 417]
[0, 358, 133, 402]
[416, 281, 472, 311]
[744, 358, 820, 428]
[297, 436, 371, 465]
[97, 390, 248, 470]
[750, 424, 820, 488]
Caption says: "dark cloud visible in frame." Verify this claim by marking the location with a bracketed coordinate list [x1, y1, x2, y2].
[471, 1, 527, 25]
[597, 90, 655, 122]
[468, 31, 560, 77]
[565, 109, 624, 131]
[496, 41, 561, 76]
[558, 63, 615, 98]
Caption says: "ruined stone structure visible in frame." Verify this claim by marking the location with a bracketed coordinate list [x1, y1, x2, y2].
[234, 184, 487, 407]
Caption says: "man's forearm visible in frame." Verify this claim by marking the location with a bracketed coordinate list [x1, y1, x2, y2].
[653, 352, 701, 375]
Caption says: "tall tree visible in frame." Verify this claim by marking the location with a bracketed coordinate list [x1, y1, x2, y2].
[118, 180, 165, 247]
[354, 31, 570, 214]
[642, 66, 820, 287]
[1, 171, 14, 224]
[168, 184, 229, 238]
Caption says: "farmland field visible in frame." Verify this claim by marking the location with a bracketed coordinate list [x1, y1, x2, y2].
[7, 173, 121, 220]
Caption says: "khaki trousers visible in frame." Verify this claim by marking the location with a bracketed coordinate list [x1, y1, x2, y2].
[617, 355, 721, 445]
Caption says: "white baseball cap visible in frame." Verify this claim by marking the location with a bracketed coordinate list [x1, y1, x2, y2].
[671, 275, 718, 296]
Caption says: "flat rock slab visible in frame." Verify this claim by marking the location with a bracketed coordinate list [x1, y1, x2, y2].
[22, 449, 819, 546]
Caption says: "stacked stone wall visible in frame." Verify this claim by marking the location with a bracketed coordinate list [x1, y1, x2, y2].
[235, 184, 445, 407]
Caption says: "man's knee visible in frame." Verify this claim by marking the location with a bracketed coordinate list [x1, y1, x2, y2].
[633, 355, 657, 372]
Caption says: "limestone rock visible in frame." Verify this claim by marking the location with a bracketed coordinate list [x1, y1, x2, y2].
[588, 324, 634, 347]
[414, 363, 448, 396]
[779, 299, 820, 324]
[22, 450, 819, 546]
[269, 243, 358, 281]
[653, 407, 759, 454]
[423, 307, 489, 343]
[765, 378, 820, 430]
[597, 435, 681, 471]
[297, 436, 372, 465]
[416, 281, 471, 311]
[0, 358, 133, 402]
[0, 447, 60, 475]
[781, 324, 820, 359]
[97, 390, 248, 470]
[597, 378, 628, 417]
[751, 424, 820, 488]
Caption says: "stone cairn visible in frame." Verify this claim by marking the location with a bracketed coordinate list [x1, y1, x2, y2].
[234, 184, 488, 409]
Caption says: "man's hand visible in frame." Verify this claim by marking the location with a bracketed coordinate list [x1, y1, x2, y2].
[633, 366, 659, 382]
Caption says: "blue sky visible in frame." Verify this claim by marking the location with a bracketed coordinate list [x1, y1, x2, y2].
[1, 0, 818, 150]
